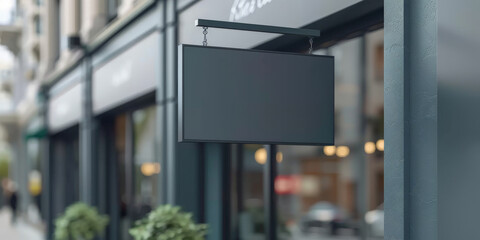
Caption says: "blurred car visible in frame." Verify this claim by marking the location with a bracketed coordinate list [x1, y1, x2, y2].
[365, 203, 384, 238]
[300, 201, 350, 235]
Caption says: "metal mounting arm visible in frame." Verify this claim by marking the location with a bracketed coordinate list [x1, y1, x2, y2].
[195, 19, 320, 37]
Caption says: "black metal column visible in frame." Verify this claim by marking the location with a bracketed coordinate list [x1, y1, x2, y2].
[156, 0, 167, 206]
[164, 0, 178, 206]
[40, 87, 53, 240]
[264, 144, 277, 240]
[80, 57, 94, 205]
[221, 144, 232, 240]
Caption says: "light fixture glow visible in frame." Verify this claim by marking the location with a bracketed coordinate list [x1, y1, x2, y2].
[336, 146, 350, 158]
[376, 139, 384, 151]
[28, 170, 42, 196]
[255, 148, 267, 165]
[364, 142, 376, 154]
[323, 146, 336, 156]
[276, 152, 283, 163]
[141, 162, 161, 176]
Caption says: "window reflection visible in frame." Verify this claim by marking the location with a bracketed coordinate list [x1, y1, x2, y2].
[275, 30, 384, 240]
[232, 29, 385, 240]
[235, 144, 265, 240]
[114, 105, 158, 240]
[27, 139, 43, 221]
[133, 106, 158, 217]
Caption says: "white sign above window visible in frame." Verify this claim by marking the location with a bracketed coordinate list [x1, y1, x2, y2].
[179, 0, 361, 49]
[229, 0, 274, 21]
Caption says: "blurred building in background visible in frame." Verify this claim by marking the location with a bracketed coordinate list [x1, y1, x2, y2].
[0, 1, 386, 240]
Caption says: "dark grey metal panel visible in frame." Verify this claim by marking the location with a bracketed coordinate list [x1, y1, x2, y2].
[438, 1, 480, 240]
[385, 0, 438, 240]
[178, 44, 334, 145]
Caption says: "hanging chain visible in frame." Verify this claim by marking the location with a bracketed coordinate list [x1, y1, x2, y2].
[308, 37, 314, 54]
[202, 27, 208, 46]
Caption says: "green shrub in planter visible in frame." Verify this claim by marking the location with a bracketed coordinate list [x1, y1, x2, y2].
[129, 204, 207, 240]
[54, 202, 109, 240]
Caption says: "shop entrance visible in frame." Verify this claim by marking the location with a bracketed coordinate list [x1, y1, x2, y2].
[216, 29, 385, 240]
[50, 126, 80, 223]
[96, 93, 159, 240]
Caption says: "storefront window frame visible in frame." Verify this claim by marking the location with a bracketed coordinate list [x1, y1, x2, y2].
[222, 25, 384, 240]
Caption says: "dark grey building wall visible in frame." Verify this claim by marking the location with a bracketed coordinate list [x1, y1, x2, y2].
[385, 0, 437, 239]
[387, 1, 480, 239]
[438, 1, 480, 240]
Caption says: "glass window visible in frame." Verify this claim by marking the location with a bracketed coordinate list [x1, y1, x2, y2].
[51, 127, 80, 220]
[27, 139, 42, 214]
[57, 0, 67, 57]
[34, 16, 41, 35]
[232, 144, 265, 240]
[228, 29, 385, 240]
[114, 114, 130, 240]
[110, 105, 158, 240]
[114, 113, 127, 216]
[273, 30, 384, 240]
[132, 105, 158, 217]
[107, 0, 120, 21]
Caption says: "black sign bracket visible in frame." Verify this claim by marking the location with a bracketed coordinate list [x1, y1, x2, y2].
[195, 19, 321, 38]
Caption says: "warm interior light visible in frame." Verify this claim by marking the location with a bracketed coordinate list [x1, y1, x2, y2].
[376, 139, 384, 151]
[336, 146, 350, 158]
[323, 146, 336, 156]
[141, 162, 161, 176]
[28, 170, 42, 196]
[276, 151, 283, 163]
[255, 149, 283, 164]
[364, 141, 376, 154]
[255, 148, 267, 165]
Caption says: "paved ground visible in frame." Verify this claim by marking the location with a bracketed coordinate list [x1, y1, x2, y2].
[0, 208, 44, 240]
[288, 227, 382, 240]
[290, 229, 360, 240]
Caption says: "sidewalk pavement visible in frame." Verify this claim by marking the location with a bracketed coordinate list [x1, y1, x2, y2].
[0, 207, 44, 240]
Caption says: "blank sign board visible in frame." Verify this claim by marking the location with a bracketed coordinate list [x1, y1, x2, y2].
[178, 44, 334, 145]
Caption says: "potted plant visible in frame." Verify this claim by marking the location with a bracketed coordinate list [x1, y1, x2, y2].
[54, 202, 109, 240]
[129, 204, 207, 240]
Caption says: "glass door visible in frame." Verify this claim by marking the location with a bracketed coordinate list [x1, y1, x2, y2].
[97, 104, 158, 240]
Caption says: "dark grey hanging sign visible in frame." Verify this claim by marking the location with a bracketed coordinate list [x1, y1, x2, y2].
[178, 44, 334, 145]
[178, 19, 333, 145]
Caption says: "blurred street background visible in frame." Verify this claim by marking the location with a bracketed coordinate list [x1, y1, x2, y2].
[0, 207, 44, 240]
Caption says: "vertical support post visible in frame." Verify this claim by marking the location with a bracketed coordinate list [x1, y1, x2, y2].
[237, 145, 244, 214]
[264, 144, 277, 240]
[125, 113, 135, 221]
[357, 35, 368, 240]
[80, 57, 94, 205]
[231, 144, 243, 240]
[221, 144, 232, 240]
[155, 0, 167, 205]
[40, 87, 53, 240]
[385, 0, 437, 239]
[164, 0, 178, 206]
[197, 143, 206, 222]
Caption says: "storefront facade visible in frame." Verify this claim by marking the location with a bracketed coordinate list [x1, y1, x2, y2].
[26, 0, 445, 240]
[34, 1, 387, 240]
[177, 1, 384, 240]
[11, 0, 480, 239]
